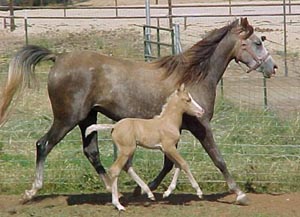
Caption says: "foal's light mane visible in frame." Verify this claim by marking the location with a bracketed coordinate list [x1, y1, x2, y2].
[154, 90, 178, 119]
[153, 19, 253, 85]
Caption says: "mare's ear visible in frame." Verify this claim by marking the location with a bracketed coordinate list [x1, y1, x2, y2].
[240, 17, 253, 39]
[240, 17, 249, 28]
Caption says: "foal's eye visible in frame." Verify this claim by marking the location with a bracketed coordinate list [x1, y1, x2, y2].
[255, 41, 262, 46]
[187, 98, 191, 102]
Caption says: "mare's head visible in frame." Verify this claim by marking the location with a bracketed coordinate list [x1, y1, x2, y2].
[175, 84, 205, 118]
[232, 17, 278, 78]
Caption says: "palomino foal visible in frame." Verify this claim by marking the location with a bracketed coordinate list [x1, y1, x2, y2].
[86, 84, 205, 211]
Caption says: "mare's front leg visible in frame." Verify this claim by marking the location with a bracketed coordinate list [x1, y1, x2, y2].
[79, 110, 110, 191]
[133, 151, 174, 195]
[188, 117, 248, 205]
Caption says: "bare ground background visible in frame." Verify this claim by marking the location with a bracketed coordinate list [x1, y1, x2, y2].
[1, 192, 300, 217]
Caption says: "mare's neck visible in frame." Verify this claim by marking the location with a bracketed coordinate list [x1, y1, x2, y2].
[207, 35, 237, 85]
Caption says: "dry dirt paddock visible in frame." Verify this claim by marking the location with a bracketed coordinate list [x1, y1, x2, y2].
[1, 192, 300, 217]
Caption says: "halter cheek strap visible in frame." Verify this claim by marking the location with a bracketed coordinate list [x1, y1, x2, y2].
[236, 39, 270, 73]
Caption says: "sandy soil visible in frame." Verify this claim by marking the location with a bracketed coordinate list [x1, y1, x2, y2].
[1, 192, 300, 217]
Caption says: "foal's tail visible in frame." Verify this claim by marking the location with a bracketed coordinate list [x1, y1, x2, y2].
[0, 45, 56, 126]
[85, 124, 115, 137]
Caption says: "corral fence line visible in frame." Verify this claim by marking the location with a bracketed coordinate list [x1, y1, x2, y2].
[0, 1, 300, 194]
[0, 1, 296, 76]
[142, 23, 181, 61]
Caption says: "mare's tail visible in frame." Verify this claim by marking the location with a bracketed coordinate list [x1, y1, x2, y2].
[85, 124, 115, 137]
[0, 45, 56, 126]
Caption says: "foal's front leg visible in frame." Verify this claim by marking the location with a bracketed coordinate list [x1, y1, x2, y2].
[164, 146, 203, 198]
[163, 166, 180, 198]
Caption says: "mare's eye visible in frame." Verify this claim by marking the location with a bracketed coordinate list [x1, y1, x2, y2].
[187, 98, 191, 102]
[261, 36, 267, 41]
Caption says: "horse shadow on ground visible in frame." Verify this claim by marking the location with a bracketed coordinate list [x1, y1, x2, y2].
[23, 191, 233, 207]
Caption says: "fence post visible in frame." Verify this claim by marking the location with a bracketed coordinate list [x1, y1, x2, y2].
[263, 77, 268, 109]
[168, 0, 173, 28]
[24, 11, 28, 46]
[283, 0, 288, 76]
[115, 0, 118, 17]
[173, 23, 182, 54]
[157, 28, 161, 58]
[9, 0, 15, 31]
[145, 0, 152, 61]
[63, 0, 67, 17]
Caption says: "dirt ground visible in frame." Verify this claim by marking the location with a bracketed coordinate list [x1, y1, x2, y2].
[0, 192, 300, 217]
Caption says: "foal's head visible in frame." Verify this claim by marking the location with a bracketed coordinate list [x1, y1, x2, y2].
[174, 84, 205, 118]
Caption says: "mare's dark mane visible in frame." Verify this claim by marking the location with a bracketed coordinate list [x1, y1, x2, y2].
[154, 20, 239, 85]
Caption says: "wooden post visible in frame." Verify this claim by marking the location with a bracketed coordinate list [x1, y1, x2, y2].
[115, 0, 118, 17]
[283, 0, 288, 76]
[24, 11, 28, 46]
[229, 0, 232, 15]
[168, 0, 172, 28]
[9, 0, 15, 31]
[63, 0, 67, 17]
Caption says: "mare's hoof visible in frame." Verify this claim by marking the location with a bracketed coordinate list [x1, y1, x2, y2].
[133, 186, 142, 196]
[236, 193, 249, 205]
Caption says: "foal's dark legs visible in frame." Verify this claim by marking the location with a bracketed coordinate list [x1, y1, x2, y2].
[79, 110, 110, 191]
[24, 119, 77, 200]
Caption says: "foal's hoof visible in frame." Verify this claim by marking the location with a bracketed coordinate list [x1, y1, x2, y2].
[23, 190, 34, 201]
[197, 193, 203, 199]
[236, 193, 249, 205]
[163, 191, 171, 198]
[148, 194, 156, 201]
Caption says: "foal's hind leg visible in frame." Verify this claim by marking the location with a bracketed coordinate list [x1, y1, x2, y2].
[79, 110, 110, 191]
[24, 119, 77, 200]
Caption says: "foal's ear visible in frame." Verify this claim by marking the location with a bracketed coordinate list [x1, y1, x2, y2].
[179, 83, 185, 92]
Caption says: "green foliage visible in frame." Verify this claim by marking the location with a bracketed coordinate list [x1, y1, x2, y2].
[1, 97, 300, 195]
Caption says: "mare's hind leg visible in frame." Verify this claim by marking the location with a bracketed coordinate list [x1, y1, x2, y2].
[24, 119, 76, 200]
[79, 110, 110, 191]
